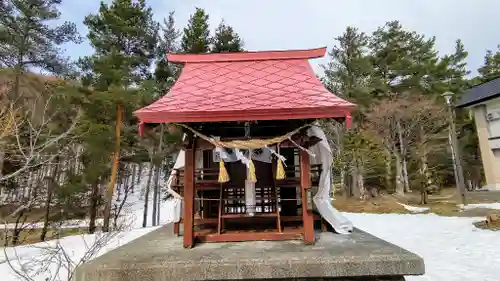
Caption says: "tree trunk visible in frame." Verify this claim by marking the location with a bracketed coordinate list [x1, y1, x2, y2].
[350, 165, 361, 198]
[131, 164, 136, 194]
[137, 163, 143, 184]
[402, 157, 410, 192]
[103, 104, 123, 232]
[143, 162, 154, 228]
[12, 209, 27, 246]
[394, 152, 404, 195]
[152, 166, 162, 226]
[0, 146, 5, 179]
[357, 163, 366, 200]
[419, 156, 430, 205]
[384, 148, 392, 193]
[41, 159, 60, 241]
[116, 170, 122, 202]
[157, 160, 163, 225]
[396, 120, 410, 192]
[114, 175, 130, 229]
[418, 125, 432, 204]
[152, 125, 164, 226]
[88, 181, 100, 234]
[339, 169, 346, 197]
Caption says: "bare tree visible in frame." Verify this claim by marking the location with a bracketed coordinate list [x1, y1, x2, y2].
[365, 93, 447, 200]
[0, 76, 82, 244]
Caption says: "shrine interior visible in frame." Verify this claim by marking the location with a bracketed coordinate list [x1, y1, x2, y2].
[170, 119, 334, 242]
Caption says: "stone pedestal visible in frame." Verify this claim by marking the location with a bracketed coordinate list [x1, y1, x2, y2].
[75, 225, 424, 281]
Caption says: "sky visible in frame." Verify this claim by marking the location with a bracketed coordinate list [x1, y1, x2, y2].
[58, 0, 500, 77]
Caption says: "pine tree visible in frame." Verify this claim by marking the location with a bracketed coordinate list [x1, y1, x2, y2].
[80, 0, 159, 232]
[478, 46, 500, 82]
[322, 27, 376, 198]
[0, 0, 81, 72]
[159, 12, 181, 55]
[433, 39, 470, 94]
[322, 26, 372, 109]
[0, 0, 81, 101]
[181, 7, 211, 53]
[369, 20, 438, 96]
[82, 0, 159, 88]
[211, 20, 244, 53]
[155, 11, 181, 93]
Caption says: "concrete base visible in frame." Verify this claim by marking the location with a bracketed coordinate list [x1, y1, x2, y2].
[75, 225, 424, 281]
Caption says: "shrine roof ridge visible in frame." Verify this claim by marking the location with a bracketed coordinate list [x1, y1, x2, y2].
[167, 47, 327, 63]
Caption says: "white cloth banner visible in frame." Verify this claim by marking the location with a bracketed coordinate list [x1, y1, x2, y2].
[213, 147, 274, 164]
[308, 125, 353, 234]
[213, 147, 239, 162]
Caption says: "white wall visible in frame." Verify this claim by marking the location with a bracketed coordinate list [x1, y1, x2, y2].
[485, 97, 500, 149]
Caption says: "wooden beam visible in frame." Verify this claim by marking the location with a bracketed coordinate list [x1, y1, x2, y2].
[183, 135, 196, 248]
[300, 150, 315, 245]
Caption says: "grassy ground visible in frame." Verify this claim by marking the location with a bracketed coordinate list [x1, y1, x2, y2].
[334, 195, 500, 217]
[0, 206, 47, 224]
[0, 205, 98, 246]
[333, 195, 410, 214]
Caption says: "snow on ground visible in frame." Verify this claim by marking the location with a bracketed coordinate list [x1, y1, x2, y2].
[1, 226, 158, 281]
[459, 203, 500, 211]
[0, 194, 176, 281]
[397, 202, 430, 213]
[0, 167, 179, 281]
[2, 193, 500, 281]
[346, 213, 500, 281]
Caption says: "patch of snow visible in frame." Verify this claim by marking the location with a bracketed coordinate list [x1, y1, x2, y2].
[0, 197, 175, 281]
[0, 164, 178, 281]
[397, 202, 430, 213]
[0, 227, 159, 281]
[346, 213, 500, 281]
[459, 203, 500, 210]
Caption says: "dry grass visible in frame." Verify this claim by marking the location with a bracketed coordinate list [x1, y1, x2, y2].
[422, 202, 463, 216]
[334, 187, 500, 218]
[0, 227, 88, 246]
[0, 206, 47, 224]
[333, 195, 410, 214]
[334, 190, 500, 231]
[0, 203, 96, 224]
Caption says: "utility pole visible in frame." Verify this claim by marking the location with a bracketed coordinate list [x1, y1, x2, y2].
[442, 92, 468, 206]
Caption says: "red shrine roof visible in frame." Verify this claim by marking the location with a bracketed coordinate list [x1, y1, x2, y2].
[134, 47, 355, 124]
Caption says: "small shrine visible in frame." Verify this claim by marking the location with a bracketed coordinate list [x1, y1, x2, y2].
[135, 47, 355, 248]
[76, 47, 425, 281]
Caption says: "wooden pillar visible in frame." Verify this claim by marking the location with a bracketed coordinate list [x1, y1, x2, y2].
[300, 150, 315, 244]
[183, 137, 196, 248]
